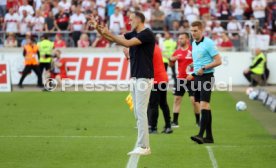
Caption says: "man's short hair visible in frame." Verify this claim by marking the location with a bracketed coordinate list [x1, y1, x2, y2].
[134, 11, 145, 23]
[179, 32, 190, 39]
[191, 21, 204, 30]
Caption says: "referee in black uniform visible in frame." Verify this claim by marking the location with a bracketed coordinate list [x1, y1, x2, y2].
[190, 21, 222, 144]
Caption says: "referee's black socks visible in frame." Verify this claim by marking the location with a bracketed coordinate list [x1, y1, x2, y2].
[206, 110, 213, 139]
[173, 113, 179, 123]
[198, 109, 209, 137]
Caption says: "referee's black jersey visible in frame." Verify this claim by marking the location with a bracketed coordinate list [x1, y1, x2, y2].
[124, 28, 155, 79]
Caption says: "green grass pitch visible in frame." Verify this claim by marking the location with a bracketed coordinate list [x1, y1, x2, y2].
[0, 91, 276, 168]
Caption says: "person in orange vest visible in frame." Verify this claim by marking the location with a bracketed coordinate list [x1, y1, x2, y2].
[18, 37, 43, 88]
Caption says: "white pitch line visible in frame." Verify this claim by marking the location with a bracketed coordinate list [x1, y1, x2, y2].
[126, 155, 140, 168]
[0, 135, 125, 138]
[206, 146, 218, 168]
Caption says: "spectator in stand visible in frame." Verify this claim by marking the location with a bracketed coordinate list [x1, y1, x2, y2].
[0, 0, 7, 17]
[184, 0, 200, 24]
[179, 20, 190, 32]
[219, 32, 234, 51]
[40, 1, 52, 17]
[0, 16, 4, 31]
[55, 7, 70, 31]
[107, 0, 117, 18]
[161, 0, 173, 17]
[45, 11, 55, 32]
[244, 0, 253, 19]
[197, 0, 211, 19]
[6, 0, 19, 11]
[241, 24, 255, 48]
[3, 8, 19, 33]
[70, 6, 86, 47]
[267, 0, 276, 34]
[96, 0, 107, 21]
[142, 3, 152, 29]
[31, 10, 45, 32]
[151, 1, 165, 31]
[92, 33, 110, 48]
[82, 0, 93, 12]
[212, 21, 225, 35]
[58, 0, 71, 13]
[19, 10, 32, 35]
[161, 0, 173, 30]
[230, 0, 248, 20]
[109, 6, 125, 35]
[171, 20, 180, 35]
[77, 33, 90, 48]
[54, 33, 66, 48]
[227, 16, 242, 50]
[171, 0, 182, 22]
[212, 32, 223, 46]
[19, 0, 34, 16]
[21, 31, 31, 47]
[27, 0, 34, 6]
[252, 0, 266, 28]
[52, 0, 60, 16]
[34, 0, 43, 11]
[216, 0, 231, 28]
[227, 16, 242, 37]
[4, 33, 18, 47]
[244, 15, 256, 30]
[123, 10, 132, 32]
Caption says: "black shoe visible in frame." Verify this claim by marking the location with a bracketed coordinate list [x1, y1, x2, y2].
[18, 84, 23, 89]
[161, 127, 173, 134]
[203, 137, 214, 144]
[191, 135, 204, 144]
[149, 128, 158, 134]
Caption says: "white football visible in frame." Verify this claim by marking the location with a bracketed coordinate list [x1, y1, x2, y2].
[246, 87, 254, 95]
[249, 91, 258, 100]
[236, 101, 247, 111]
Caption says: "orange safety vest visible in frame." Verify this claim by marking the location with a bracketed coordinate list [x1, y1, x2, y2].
[24, 44, 39, 65]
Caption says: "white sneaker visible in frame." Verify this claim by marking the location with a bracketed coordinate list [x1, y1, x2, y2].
[127, 147, 151, 156]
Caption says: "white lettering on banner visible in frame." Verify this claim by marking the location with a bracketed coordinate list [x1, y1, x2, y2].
[0, 49, 275, 85]
[61, 57, 129, 82]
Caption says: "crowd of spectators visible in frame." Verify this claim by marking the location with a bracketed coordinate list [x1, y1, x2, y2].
[0, 0, 275, 49]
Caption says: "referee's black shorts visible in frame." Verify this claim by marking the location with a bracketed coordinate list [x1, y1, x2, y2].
[194, 73, 215, 103]
[173, 79, 194, 97]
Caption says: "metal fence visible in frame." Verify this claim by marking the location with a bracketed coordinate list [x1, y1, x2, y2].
[0, 20, 268, 51]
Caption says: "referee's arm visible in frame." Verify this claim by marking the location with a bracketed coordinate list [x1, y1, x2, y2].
[197, 54, 222, 75]
[204, 54, 222, 70]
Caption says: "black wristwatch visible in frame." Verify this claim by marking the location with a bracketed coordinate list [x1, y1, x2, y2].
[202, 66, 206, 71]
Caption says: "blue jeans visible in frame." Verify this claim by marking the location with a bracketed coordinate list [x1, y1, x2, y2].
[235, 15, 244, 21]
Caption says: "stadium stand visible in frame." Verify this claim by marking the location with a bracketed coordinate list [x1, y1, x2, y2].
[0, 0, 275, 49]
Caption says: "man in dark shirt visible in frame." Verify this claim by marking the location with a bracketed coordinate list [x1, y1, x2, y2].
[54, 8, 70, 31]
[90, 11, 155, 155]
